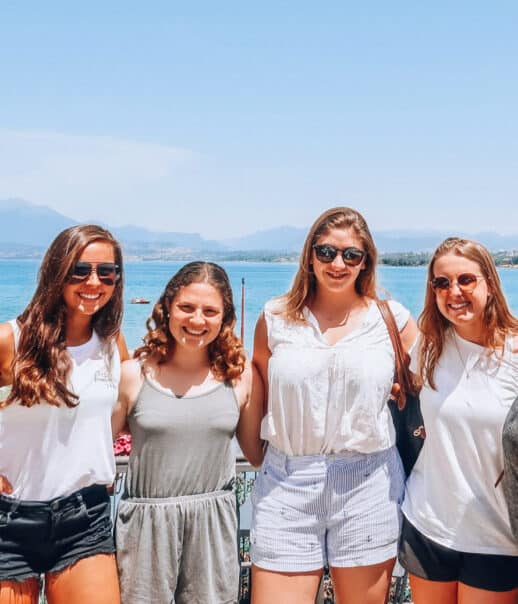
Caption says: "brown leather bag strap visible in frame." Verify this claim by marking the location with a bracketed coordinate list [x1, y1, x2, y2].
[376, 299, 413, 407]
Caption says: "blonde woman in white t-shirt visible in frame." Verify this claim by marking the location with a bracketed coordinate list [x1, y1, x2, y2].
[400, 237, 518, 603]
[251, 207, 417, 604]
[0, 225, 128, 604]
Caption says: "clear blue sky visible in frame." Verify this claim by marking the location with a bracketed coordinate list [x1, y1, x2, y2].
[1, 2, 517, 239]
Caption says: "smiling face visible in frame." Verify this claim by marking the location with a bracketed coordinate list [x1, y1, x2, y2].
[62, 240, 117, 319]
[432, 252, 491, 342]
[311, 227, 366, 296]
[168, 282, 224, 351]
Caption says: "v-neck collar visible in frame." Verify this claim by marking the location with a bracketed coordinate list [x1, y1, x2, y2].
[304, 300, 375, 347]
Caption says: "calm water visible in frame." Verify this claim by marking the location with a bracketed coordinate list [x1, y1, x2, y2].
[1, 260, 518, 350]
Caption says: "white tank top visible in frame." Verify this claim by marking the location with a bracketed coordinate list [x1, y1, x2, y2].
[260, 298, 410, 455]
[0, 320, 121, 501]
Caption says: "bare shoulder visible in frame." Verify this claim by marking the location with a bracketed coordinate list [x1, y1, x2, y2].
[400, 316, 419, 354]
[512, 333, 518, 354]
[0, 322, 15, 350]
[232, 360, 253, 408]
[121, 358, 144, 384]
[0, 322, 15, 386]
[116, 332, 130, 362]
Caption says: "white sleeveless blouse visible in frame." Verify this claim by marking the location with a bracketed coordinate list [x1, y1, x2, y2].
[260, 298, 410, 456]
[0, 320, 120, 500]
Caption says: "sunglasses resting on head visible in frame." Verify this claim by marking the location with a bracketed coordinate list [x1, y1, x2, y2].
[312, 244, 366, 266]
[68, 262, 121, 286]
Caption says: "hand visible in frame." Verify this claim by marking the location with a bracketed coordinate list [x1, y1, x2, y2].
[0, 475, 13, 494]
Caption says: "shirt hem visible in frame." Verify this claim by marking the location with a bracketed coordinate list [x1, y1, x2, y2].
[402, 511, 518, 557]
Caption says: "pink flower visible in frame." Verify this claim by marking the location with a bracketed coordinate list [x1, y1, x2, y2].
[113, 432, 132, 455]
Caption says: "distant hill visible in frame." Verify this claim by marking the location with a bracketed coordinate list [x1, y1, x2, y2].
[226, 226, 518, 253]
[0, 198, 517, 257]
[0, 199, 225, 252]
[223, 226, 306, 252]
[0, 198, 77, 246]
[111, 225, 224, 250]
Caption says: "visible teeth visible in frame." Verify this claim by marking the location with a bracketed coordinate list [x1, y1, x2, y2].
[184, 328, 206, 335]
[80, 293, 101, 300]
[449, 302, 469, 310]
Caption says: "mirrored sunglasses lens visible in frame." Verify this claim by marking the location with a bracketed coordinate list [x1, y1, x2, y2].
[431, 277, 450, 290]
[97, 263, 117, 278]
[457, 273, 478, 287]
[342, 248, 364, 265]
[71, 262, 92, 278]
[314, 245, 337, 262]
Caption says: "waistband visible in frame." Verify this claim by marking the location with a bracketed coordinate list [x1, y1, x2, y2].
[122, 489, 234, 505]
[0, 484, 109, 515]
[265, 444, 396, 471]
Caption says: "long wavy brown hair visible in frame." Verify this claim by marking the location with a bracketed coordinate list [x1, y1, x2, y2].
[418, 237, 518, 389]
[282, 207, 378, 321]
[3, 225, 124, 408]
[135, 261, 246, 381]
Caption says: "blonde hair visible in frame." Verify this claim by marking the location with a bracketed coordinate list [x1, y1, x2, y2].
[418, 237, 518, 389]
[282, 207, 378, 321]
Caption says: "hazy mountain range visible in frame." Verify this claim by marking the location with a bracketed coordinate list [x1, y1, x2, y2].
[0, 198, 517, 258]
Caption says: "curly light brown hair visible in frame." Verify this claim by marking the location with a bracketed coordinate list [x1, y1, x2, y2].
[418, 237, 518, 389]
[135, 261, 246, 381]
[3, 224, 124, 408]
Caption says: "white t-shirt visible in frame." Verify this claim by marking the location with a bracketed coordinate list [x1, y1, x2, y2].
[260, 298, 410, 456]
[403, 329, 518, 555]
[0, 320, 120, 501]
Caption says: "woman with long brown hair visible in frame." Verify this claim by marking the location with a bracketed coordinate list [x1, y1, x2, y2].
[251, 207, 417, 604]
[0, 224, 128, 604]
[400, 237, 518, 603]
[112, 261, 264, 604]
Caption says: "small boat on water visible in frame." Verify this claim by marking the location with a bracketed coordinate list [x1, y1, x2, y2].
[130, 297, 150, 304]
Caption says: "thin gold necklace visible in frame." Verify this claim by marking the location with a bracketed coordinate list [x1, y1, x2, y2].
[452, 331, 476, 380]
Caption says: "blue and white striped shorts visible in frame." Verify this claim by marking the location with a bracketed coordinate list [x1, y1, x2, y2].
[250, 445, 405, 572]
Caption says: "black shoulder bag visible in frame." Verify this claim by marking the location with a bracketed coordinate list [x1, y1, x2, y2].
[377, 300, 425, 478]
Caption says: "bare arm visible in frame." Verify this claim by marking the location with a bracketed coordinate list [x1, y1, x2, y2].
[235, 361, 265, 467]
[251, 313, 271, 415]
[112, 359, 143, 439]
[0, 323, 15, 493]
[400, 316, 418, 356]
[0, 322, 15, 387]
[116, 332, 130, 362]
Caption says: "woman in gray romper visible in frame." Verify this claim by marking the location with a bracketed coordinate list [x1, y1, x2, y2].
[112, 261, 264, 604]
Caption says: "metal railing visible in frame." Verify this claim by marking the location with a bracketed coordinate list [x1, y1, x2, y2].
[113, 457, 412, 604]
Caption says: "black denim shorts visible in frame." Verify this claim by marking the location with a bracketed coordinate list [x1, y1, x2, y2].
[399, 515, 518, 592]
[0, 484, 115, 581]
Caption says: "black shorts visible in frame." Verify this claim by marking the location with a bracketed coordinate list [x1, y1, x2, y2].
[0, 484, 115, 582]
[399, 515, 518, 592]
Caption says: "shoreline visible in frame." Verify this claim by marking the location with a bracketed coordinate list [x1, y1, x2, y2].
[1, 256, 517, 268]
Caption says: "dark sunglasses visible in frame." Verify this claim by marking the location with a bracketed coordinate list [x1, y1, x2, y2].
[68, 262, 121, 285]
[431, 273, 484, 294]
[312, 244, 366, 266]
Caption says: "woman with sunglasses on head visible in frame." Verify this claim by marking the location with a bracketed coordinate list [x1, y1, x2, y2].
[251, 207, 417, 604]
[0, 224, 128, 604]
[399, 237, 518, 603]
[112, 261, 264, 604]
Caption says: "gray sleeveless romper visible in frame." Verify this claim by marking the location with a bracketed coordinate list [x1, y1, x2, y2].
[115, 376, 240, 604]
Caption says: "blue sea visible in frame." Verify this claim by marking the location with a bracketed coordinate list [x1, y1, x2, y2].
[1, 260, 518, 350]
